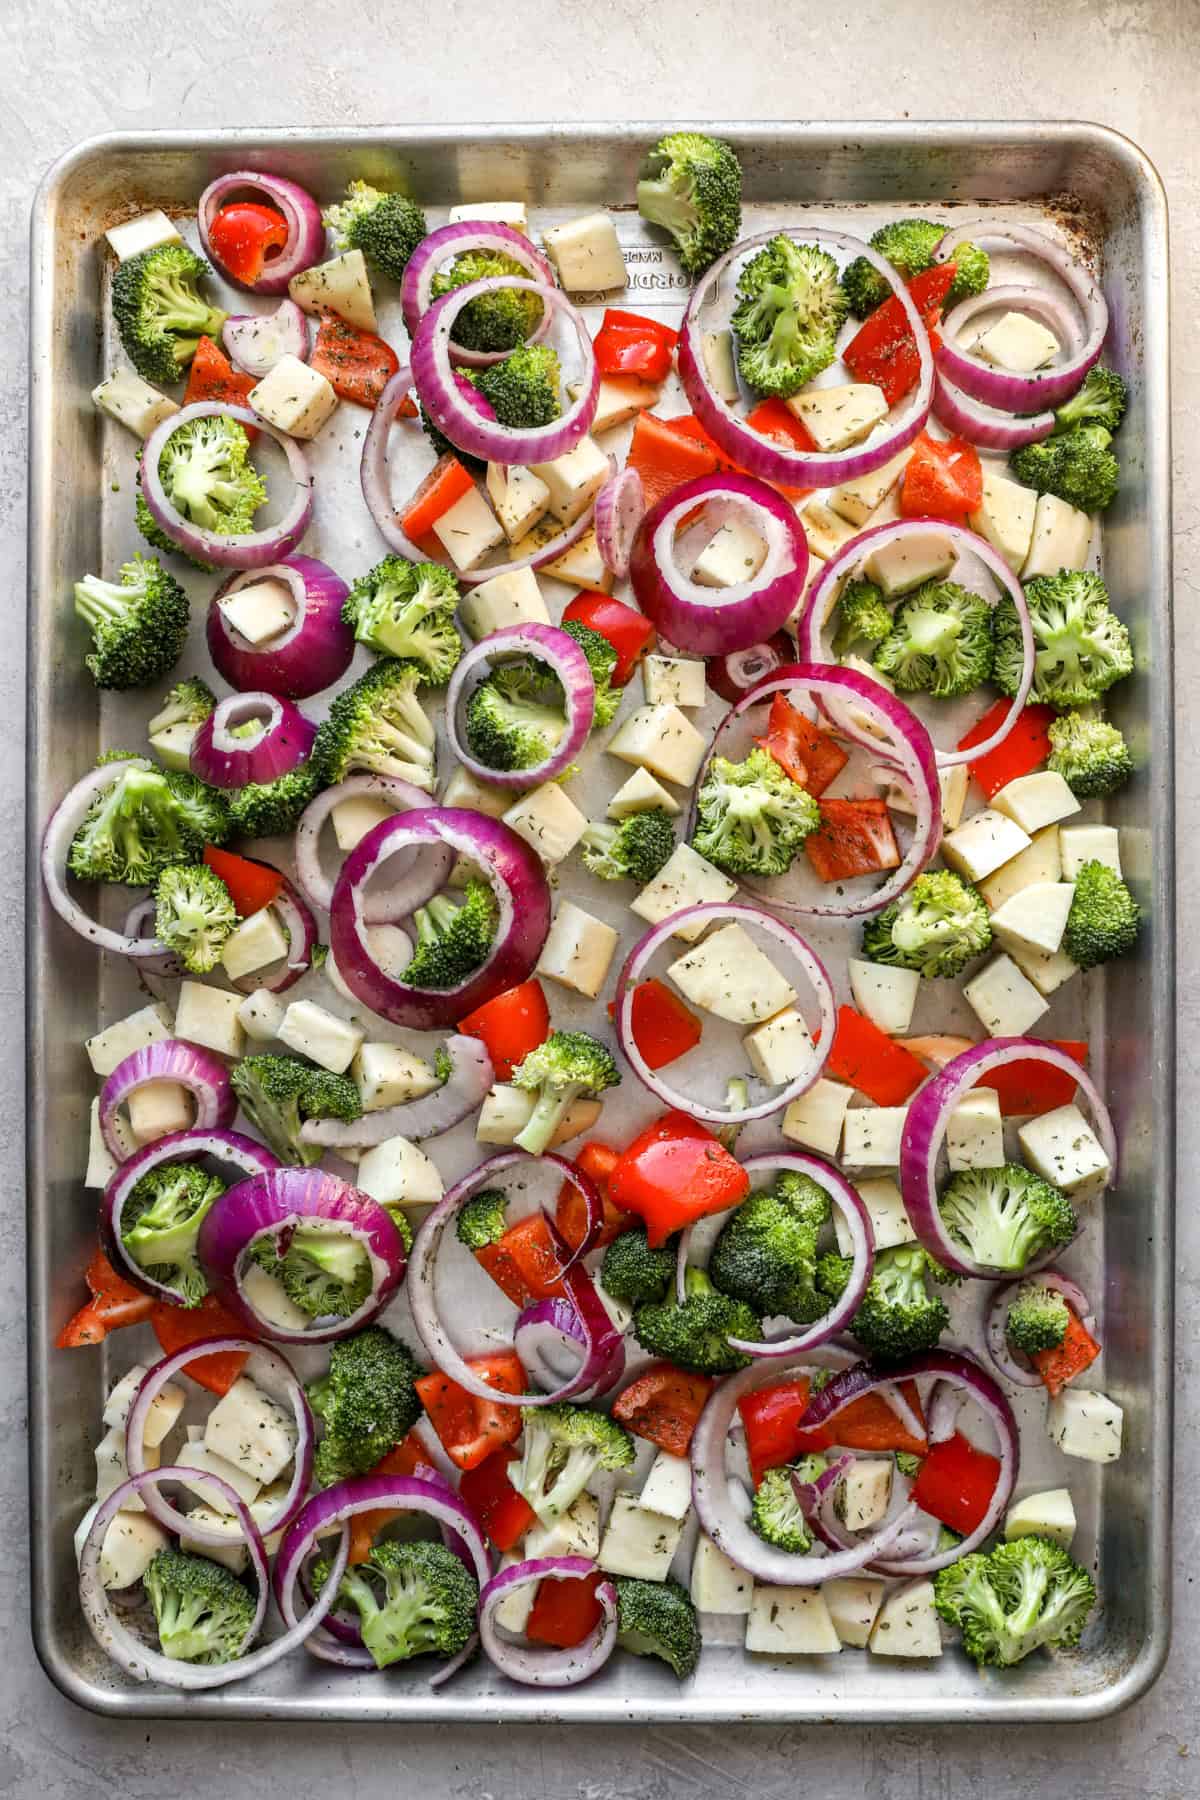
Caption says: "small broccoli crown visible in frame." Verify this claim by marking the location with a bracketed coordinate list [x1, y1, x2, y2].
[227, 763, 321, 840]
[842, 223, 988, 319]
[112, 244, 228, 385]
[67, 759, 230, 887]
[933, 1535, 1096, 1667]
[323, 181, 427, 281]
[692, 745, 821, 878]
[731, 236, 847, 399]
[850, 1243, 951, 1361]
[946, 241, 990, 305]
[633, 1267, 762, 1375]
[580, 809, 676, 883]
[599, 1225, 678, 1308]
[155, 414, 268, 539]
[1046, 710, 1133, 800]
[1010, 426, 1119, 513]
[1053, 366, 1128, 437]
[312, 659, 436, 790]
[1005, 1282, 1070, 1354]
[636, 131, 742, 279]
[431, 249, 543, 354]
[342, 556, 464, 685]
[254, 1223, 373, 1320]
[832, 578, 893, 659]
[560, 620, 621, 727]
[750, 1465, 814, 1555]
[153, 861, 239, 974]
[509, 1030, 620, 1157]
[143, 1547, 255, 1664]
[73, 555, 191, 690]
[323, 1537, 478, 1669]
[122, 1159, 225, 1306]
[614, 1574, 701, 1680]
[860, 870, 992, 979]
[873, 579, 994, 699]
[307, 1325, 425, 1487]
[816, 1250, 854, 1301]
[993, 572, 1133, 710]
[474, 344, 562, 431]
[1063, 859, 1140, 969]
[464, 676, 566, 774]
[149, 677, 216, 736]
[456, 1188, 509, 1251]
[938, 1163, 1077, 1275]
[894, 1451, 923, 1478]
[512, 1403, 635, 1522]
[709, 1174, 831, 1323]
[232, 1053, 362, 1167]
[402, 880, 498, 989]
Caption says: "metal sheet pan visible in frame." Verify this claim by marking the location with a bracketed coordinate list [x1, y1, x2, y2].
[25, 122, 1173, 1723]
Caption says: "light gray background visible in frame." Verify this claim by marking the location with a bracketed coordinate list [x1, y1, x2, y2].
[4, 1, 1197, 1793]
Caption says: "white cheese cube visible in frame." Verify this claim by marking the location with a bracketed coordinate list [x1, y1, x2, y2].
[95, 1426, 160, 1510]
[431, 485, 506, 572]
[834, 1176, 911, 1254]
[782, 1079, 853, 1158]
[440, 766, 517, 820]
[963, 954, 1050, 1037]
[841, 1106, 907, 1169]
[1018, 1103, 1111, 1196]
[491, 1552, 537, 1633]
[127, 1079, 193, 1146]
[236, 988, 286, 1044]
[608, 768, 681, 819]
[788, 383, 888, 453]
[458, 564, 550, 637]
[148, 718, 203, 772]
[701, 329, 739, 403]
[542, 212, 626, 292]
[278, 1000, 363, 1074]
[848, 959, 920, 1036]
[447, 200, 528, 231]
[827, 450, 912, 528]
[884, 761, 968, 832]
[204, 1376, 298, 1486]
[608, 704, 707, 788]
[869, 1580, 943, 1657]
[639, 1452, 693, 1521]
[993, 771, 1081, 835]
[799, 499, 860, 564]
[1046, 1388, 1123, 1463]
[864, 528, 957, 599]
[746, 1586, 841, 1656]
[353, 1043, 440, 1111]
[597, 1494, 684, 1581]
[240, 1259, 311, 1334]
[667, 924, 796, 1026]
[85, 1098, 120, 1189]
[331, 794, 394, 853]
[103, 1367, 185, 1447]
[691, 1533, 753, 1614]
[974, 310, 1060, 372]
[822, 1577, 886, 1648]
[1060, 824, 1122, 880]
[218, 577, 296, 646]
[105, 210, 183, 260]
[78, 1505, 170, 1588]
[220, 908, 289, 982]
[485, 462, 552, 542]
[1005, 1488, 1077, 1548]
[834, 1459, 892, 1531]
[86, 1003, 172, 1077]
[502, 782, 588, 865]
[743, 1007, 815, 1087]
[946, 1089, 1005, 1172]
[174, 982, 245, 1059]
[979, 825, 1063, 909]
[630, 842, 736, 940]
[249, 355, 337, 440]
[530, 436, 610, 525]
[943, 809, 1033, 884]
[476, 1085, 601, 1148]
[92, 369, 179, 438]
[990, 881, 1076, 959]
[178, 1523, 250, 1576]
[642, 656, 707, 709]
[1021, 493, 1093, 580]
[692, 515, 768, 588]
[288, 248, 376, 332]
[968, 471, 1037, 573]
[537, 900, 619, 999]
[355, 1134, 445, 1210]
[539, 525, 613, 593]
[1007, 939, 1079, 998]
[525, 1494, 601, 1560]
[175, 1438, 263, 1509]
[572, 375, 662, 434]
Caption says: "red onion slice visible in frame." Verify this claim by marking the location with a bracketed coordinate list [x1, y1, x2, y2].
[400, 221, 557, 367]
[678, 226, 933, 488]
[444, 622, 596, 792]
[299, 1034, 493, 1150]
[121, 897, 182, 977]
[594, 468, 646, 581]
[931, 368, 1055, 451]
[293, 772, 452, 924]
[198, 171, 326, 295]
[41, 758, 177, 961]
[100, 1039, 237, 1162]
[329, 807, 551, 1030]
[479, 1556, 618, 1687]
[141, 403, 314, 572]
[208, 556, 354, 700]
[189, 692, 315, 790]
[983, 1269, 1096, 1389]
[514, 1297, 595, 1392]
[944, 283, 1084, 359]
[900, 1037, 1116, 1280]
[223, 298, 310, 376]
[707, 631, 794, 703]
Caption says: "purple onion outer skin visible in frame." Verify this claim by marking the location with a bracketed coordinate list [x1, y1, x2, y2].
[208, 555, 354, 699]
[292, 771, 451, 922]
[444, 622, 597, 791]
[198, 170, 326, 295]
[478, 1555, 619, 1688]
[399, 221, 557, 365]
[141, 403, 314, 571]
[99, 1039, 237, 1162]
[189, 693, 316, 789]
[932, 368, 1055, 451]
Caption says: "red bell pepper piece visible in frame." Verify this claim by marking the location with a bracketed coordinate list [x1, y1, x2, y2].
[593, 309, 677, 383]
[348, 1434, 438, 1564]
[740, 1377, 928, 1484]
[203, 844, 284, 916]
[607, 1111, 750, 1247]
[827, 1006, 928, 1105]
[472, 1212, 565, 1308]
[1031, 1306, 1101, 1397]
[562, 593, 655, 685]
[459, 1448, 538, 1551]
[414, 1352, 527, 1471]
[526, 1572, 606, 1648]
[977, 1040, 1087, 1115]
[912, 1431, 1000, 1536]
[183, 335, 258, 437]
[623, 978, 703, 1071]
[804, 798, 901, 884]
[755, 693, 849, 796]
[554, 1141, 626, 1253]
[56, 1248, 156, 1349]
[625, 411, 723, 510]
[207, 200, 289, 287]
[744, 398, 818, 457]
[900, 431, 983, 523]
[842, 264, 957, 406]
[310, 313, 400, 409]
[400, 455, 475, 540]
[149, 1293, 249, 1395]
[457, 978, 550, 1080]
[612, 1361, 714, 1457]
[957, 700, 1058, 800]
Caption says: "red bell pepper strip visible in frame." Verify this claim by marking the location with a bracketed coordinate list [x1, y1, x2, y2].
[912, 1431, 1000, 1536]
[1031, 1307, 1101, 1397]
[348, 1434, 438, 1564]
[459, 1448, 538, 1552]
[400, 455, 475, 540]
[207, 201, 289, 287]
[472, 1239, 532, 1310]
[625, 411, 723, 510]
[183, 335, 258, 437]
[826, 1006, 928, 1105]
[740, 1377, 928, 1484]
[457, 978, 550, 1081]
[900, 431, 983, 523]
[526, 1571, 606, 1648]
[593, 309, 677, 383]
[804, 798, 901, 884]
[554, 1141, 626, 1253]
[622, 978, 703, 1071]
[755, 693, 849, 796]
[957, 700, 1057, 800]
[977, 1040, 1087, 1115]
[149, 1293, 250, 1395]
[612, 1361, 714, 1457]
[310, 313, 401, 409]
[562, 593, 655, 686]
[56, 1248, 156, 1348]
[842, 264, 957, 406]
[607, 1111, 750, 1248]
[471, 1212, 566, 1308]
[414, 1352, 527, 1471]
[203, 844, 283, 916]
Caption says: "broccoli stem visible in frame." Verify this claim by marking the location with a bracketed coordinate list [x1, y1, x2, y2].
[514, 1083, 582, 1157]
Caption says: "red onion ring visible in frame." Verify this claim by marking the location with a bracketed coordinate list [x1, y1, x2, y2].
[141, 403, 314, 571]
[944, 283, 1084, 358]
[514, 1297, 598, 1393]
[208, 556, 354, 700]
[983, 1269, 1096, 1388]
[329, 807, 551, 1029]
[223, 298, 310, 376]
[400, 221, 557, 367]
[594, 467, 645, 581]
[121, 895, 181, 977]
[931, 368, 1055, 451]
[198, 171, 326, 295]
[100, 1039, 237, 1162]
[300, 1033, 493, 1150]
[678, 226, 933, 488]
[706, 631, 794, 704]
[189, 692, 315, 790]
[479, 1556, 618, 1687]
[614, 901, 834, 1125]
[228, 872, 317, 995]
[293, 772, 452, 924]
[444, 622, 596, 792]
[901, 1038, 1116, 1279]
[41, 758, 178, 961]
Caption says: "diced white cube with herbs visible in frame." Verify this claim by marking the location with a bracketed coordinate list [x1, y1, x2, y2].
[458, 564, 549, 638]
[448, 201, 528, 231]
[174, 982, 245, 1058]
[220, 907, 289, 982]
[989, 881, 1076, 959]
[700, 329, 740, 403]
[868, 1580, 943, 1657]
[608, 768, 682, 819]
[127, 1079, 193, 1145]
[979, 825, 1063, 909]
[782, 1079, 852, 1158]
[1005, 1488, 1078, 1548]
[431, 485, 506, 572]
[278, 1001, 363, 1074]
[485, 463, 552, 542]
[834, 1176, 911, 1254]
[943, 809, 1033, 883]
[848, 958, 920, 1036]
[608, 704, 708, 788]
[440, 767, 517, 819]
[1017, 1104, 1112, 1196]
[85, 1098, 120, 1188]
[1060, 824, 1122, 880]
[103, 1367, 185, 1446]
[597, 1493, 683, 1580]
[1021, 493, 1092, 580]
[746, 1586, 841, 1655]
[963, 954, 1050, 1037]
[86, 1002, 172, 1077]
[863, 528, 956, 598]
[355, 1135, 445, 1210]
[218, 577, 296, 646]
[353, 1043, 441, 1111]
[834, 1459, 892, 1531]
[525, 1494, 601, 1560]
[946, 1088, 1005, 1172]
[237, 988, 286, 1044]
[691, 1534, 753, 1614]
[541, 213, 626, 292]
[827, 449, 911, 527]
[642, 655, 707, 709]
[743, 1007, 815, 1087]
[204, 1377, 298, 1487]
[93, 369, 179, 438]
[841, 1106, 907, 1169]
[630, 843, 735, 940]
[573, 375, 662, 434]
[530, 436, 610, 524]
[106, 209, 183, 260]
[537, 901, 619, 999]
[788, 383, 887, 452]
[249, 356, 337, 440]
[538, 526, 613, 593]
[799, 499, 859, 563]
[692, 515, 768, 588]
[639, 1451, 693, 1521]
[974, 310, 1060, 372]
[288, 248, 376, 332]
[331, 793, 395, 852]
[968, 471, 1037, 573]
[502, 783, 588, 865]
[992, 772, 1081, 834]
[667, 924, 796, 1025]
[476, 1085, 600, 1148]
[1046, 1388, 1123, 1463]
[822, 1577, 886, 1648]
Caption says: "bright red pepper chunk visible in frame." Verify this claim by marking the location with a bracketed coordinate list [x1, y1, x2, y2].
[624, 978, 703, 1070]
[957, 700, 1058, 799]
[607, 1111, 750, 1247]
[183, 335, 257, 437]
[459, 1448, 538, 1551]
[804, 798, 900, 884]
[826, 1005, 928, 1105]
[611, 1362, 714, 1457]
[310, 313, 400, 408]
[414, 1352, 527, 1472]
[912, 1431, 1001, 1536]
[755, 693, 849, 796]
[457, 978, 550, 1081]
[554, 1141, 627, 1253]
[900, 431, 983, 522]
[526, 1572, 606, 1648]
[842, 264, 957, 406]
[207, 201, 289, 286]
[1031, 1307, 1102, 1397]
[562, 593, 655, 685]
[203, 844, 284, 915]
[977, 1040, 1087, 1115]
[593, 309, 677, 383]
[739, 1378, 928, 1485]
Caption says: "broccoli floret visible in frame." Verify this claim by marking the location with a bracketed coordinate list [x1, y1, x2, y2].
[401, 880, 497, 989]
[306, 1325, 425, 1487]
[73, 555, 190, 691]
[636, 131, 742, 280]
[709, 1172, 831, 1323]
[849, 1244, 951, 1361]
[993, 571, 1133, 710]
[873, 579, 994, 699]
[580, 810, 675, 884]
[511, 1404, 635, 1523]
[1005, 1282, 1070, 1355]
[456, 1188, 509, 1251]
[112, 244, 228, 386]
[832, 578, 893, 659]
[312, 659, 437, 790]
[1046, 709, 1133, 799]
[143, 1546, 255, 1664]
[933, 1535, 1096, 1668]
[342, 557, 464, 685]
[147, 677, 216, 768]
[895, 1451, 923, 1479]
[731, 236, 847, 399]
[937, 1163, 1077, 1275]
[1053, 366, 1128, 437]
[509, 1030, 620, 1157]
[121, 1159, 225, 1306]
[1010, 425, 1119, 514]
[322, 181, 427, 282]
[252, 1224, 372, 1320]
[692, 745, 821, 878]
[1062, 858, 1140, 969]
[750, 1465, 814, 1555]
[474, 344, 562, 431]
[599, 1225, 678, 1309]
[945, 240, 991, 306]
[312, 1538, 477, 1669]
[133, 458, 214, 571]
[231, 1053, 362, 1167]
[561, 619, 621, 727]
[614, 1575, 701, 1680]
[431, 249, 543, 354]
[153, 414, 268, 539]
[860, 870, 992, 979]
[633, 1267, 761, 1375]
[841, 220, 989, 318]
[464, 675, 566, 774]
[227, 764, 320, 840]
[68, 757, 230, 886]
[153, 861, 239, 975]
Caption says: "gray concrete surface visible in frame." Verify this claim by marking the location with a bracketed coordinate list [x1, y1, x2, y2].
[3, 0, 1198, 1792]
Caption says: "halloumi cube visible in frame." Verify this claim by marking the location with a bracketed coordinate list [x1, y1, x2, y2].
[440, 766, 517, 819]
[639, 1451, 692, 1521]
[103, 1367, 185, 1447]
[701, 329, 739, 403]
[822, 1577, 885, 1647]
[204, 1376, 298, 1486]
[868, 1580, 943, 1657]
[539, 525, 613, 594]
[1046, 1388, 1122, 1463]
[94, 1426, 159, 1511]
[782, 1079, 852, 1158]
[848, 959, 920, 1036]
[431, 484, 506, 571]
[1005, 1487, 1077, 1548]
[355, 1134, 445, 1209]
[597, 1493, 683, 1580]
[943, 809, 1033, 884]
[963, 954, 1049, 1037]
[1018, 1103, 1111, 1196]
[85, 1097, 121, 1188]
[691, 514, 768, 588]
[1060, 824, 1122, 880]
[289, 248, 376, 332]
[834, 1458, 892, 1531]
[863, 528, 957, 599]
[485, 462, 552, 542]
[537, 900, 619, 998]
[990, 881, 1075, 959]
[249, 355, 337, 439]
[979, 825, 1063, 910]
[743, 1007, 815, 1087]
[974, 310, 1060, 372]
[447, 200, 528, 231]
[691, 1533, 753, 1613]
[608, 767, 681, 819]
[175, 1438, 263, 1509]
[106, 210, 183, 260]
[642, 655, 707, 709]
[946, 1089, 1005, 1172]
[331, 793, 395, 852]
[608, 704, 707, 788]
[353, 1043, 440, 1111]
[630, 842, 736, 940]
[530, 435, 610, 524]
[476, 1085, 600, 1148]
[93, 369, 179, 438]
[525, 1494, 601, 1560]
[218, 577, 296, 646]
[76, 1504, 170, 1589]
[827, 450, 912, 528]
[572, 375, 662, 434]
[799, 499, 860, 564]
[237, 988, 286, 1044]
[746, 1586, 841, 1655]
[220, 907, 289, 982]
[968, 471, 1037, 574]
[502, 782, 588, 864]
[1021, 493, 1093, 580]
[834, 1176, 910, 1255]
[127, 1079, 194, 1145]
[1007, 939, 1079, 997]
[86, 1003, 173, 1078]
[542, 212, 626, 292]
[788, 383, 888, 453]
[458, 564, 550, 638]
[174, 982, 245, 1058]
[278, 1000, 363, 1074]
[667, 924, 796, 1026]
[992, 772, 1081, 835]
[841, 1106, 907, 1168]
